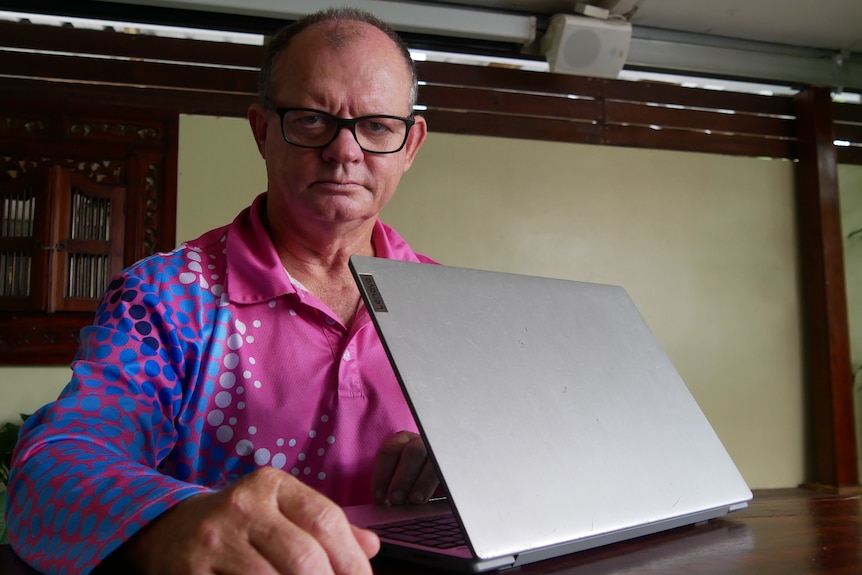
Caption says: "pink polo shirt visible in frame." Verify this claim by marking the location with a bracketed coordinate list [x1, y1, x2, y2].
[7, 192, 437, 574]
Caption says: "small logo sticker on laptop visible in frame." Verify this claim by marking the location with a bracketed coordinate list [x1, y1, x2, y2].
[359, 274, 388, 312]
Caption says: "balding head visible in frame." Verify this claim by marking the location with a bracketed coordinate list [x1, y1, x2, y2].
[258, 8, 418, 109]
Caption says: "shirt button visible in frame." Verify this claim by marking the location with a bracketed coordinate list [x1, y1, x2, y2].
[343, 349, 352, 361]
[325, 317, 336, 326]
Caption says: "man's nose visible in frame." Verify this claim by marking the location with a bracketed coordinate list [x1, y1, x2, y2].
[323, 125, 364, 161]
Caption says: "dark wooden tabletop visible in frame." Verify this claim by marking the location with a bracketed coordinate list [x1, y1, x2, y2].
[3, 488, 861, 574]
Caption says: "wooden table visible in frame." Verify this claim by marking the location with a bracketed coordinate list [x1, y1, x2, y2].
[3, 488, 861, 574]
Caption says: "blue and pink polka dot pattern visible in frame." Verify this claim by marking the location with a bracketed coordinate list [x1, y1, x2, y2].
[7, 194, 432, 574]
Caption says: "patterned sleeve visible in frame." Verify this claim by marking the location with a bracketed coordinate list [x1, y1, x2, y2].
[6, 256, 212, 574]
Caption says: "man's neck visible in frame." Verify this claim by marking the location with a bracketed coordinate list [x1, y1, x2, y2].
[272, 217, 375, 273]
[268, 213, 377, 326]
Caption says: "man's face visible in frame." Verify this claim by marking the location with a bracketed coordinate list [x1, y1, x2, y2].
[251, 21, 426, 233]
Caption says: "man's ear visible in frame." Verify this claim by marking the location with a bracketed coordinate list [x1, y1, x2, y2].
[401, 115, 428, 172]
[248, 102, 269, 158]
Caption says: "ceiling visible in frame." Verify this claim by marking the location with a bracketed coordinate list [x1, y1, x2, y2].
[409, 0, 862, 91]
[437, 0, 862, 54]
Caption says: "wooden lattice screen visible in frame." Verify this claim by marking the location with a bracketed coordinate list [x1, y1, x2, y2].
[0, 165, 125, 312]
[0, 100, 177, 364]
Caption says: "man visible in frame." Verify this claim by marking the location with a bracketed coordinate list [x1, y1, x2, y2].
[8, 8, 437, 574]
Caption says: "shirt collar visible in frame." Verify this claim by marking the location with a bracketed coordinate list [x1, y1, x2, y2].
[223, 193, 430, 304]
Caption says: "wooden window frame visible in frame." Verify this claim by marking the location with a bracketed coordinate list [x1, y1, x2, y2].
[1, 165, 127, 314]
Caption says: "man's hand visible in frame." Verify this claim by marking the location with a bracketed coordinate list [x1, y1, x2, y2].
[372, 431, 440, 505]
[120, 467, 380, 575]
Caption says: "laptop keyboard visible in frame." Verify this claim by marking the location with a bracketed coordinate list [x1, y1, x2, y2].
[369, 514, 467, 549]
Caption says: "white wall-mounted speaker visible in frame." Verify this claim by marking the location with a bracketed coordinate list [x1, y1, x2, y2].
[541, 13, 632, 79]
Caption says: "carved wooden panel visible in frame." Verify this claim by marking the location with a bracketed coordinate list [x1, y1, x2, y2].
[0, 99, 178, 365]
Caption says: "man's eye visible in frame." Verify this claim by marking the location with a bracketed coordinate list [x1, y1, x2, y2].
[297, 115, 325, 127]
[363, 120, 392, 134]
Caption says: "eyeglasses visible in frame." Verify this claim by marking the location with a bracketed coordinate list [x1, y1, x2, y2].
[263, 99, 416, 154]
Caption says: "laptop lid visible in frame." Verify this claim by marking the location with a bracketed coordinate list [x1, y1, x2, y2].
[349, 256, 752, 563]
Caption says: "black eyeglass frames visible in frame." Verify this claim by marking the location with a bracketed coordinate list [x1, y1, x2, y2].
[263, 100, 416, 154]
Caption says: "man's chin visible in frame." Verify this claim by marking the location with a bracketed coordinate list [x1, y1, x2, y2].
[313, 197, 378, 224]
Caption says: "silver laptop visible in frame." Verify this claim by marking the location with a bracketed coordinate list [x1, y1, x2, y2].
[345, 256, 752, 572]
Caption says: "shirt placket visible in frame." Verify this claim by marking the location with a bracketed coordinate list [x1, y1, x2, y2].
[315, 311, 361, 398]
[339, 307, 375, 398]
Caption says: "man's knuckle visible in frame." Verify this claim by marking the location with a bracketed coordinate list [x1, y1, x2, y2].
[220, 484, 259, 521]
[251, 465, 284, 484]
[192, 520, 225, 552]
[307, 502, 346, 537]
[403, 438, 427, 459]
[288, 539, 330, 574]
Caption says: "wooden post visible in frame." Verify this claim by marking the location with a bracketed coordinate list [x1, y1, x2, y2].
[794, 86, 860, 491]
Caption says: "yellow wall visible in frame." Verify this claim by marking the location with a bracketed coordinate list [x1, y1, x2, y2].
[842, 164, 862, 369]
[176, 116, 268, 241]
[839, 164, 862, 472]
[386, 133, 803, 489]
[0, 114, 813, 488]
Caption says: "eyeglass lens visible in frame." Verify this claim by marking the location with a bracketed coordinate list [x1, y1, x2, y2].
[281, 110, 410, 153]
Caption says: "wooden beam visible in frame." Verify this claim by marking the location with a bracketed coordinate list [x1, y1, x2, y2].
[794, 87, 860, 491]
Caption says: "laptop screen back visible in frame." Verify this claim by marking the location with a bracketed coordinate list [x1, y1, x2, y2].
[350, 256, 752, 560]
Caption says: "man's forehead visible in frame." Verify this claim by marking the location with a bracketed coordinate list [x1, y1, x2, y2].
[319, 19, 369, 46]
[277, 21, 411, 85]
[270, 18, 414, 114]
[292, 19, 387, 52]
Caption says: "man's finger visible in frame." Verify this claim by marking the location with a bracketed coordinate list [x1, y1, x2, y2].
[351, 525, 382, 558]
[406, 459, 440, 504]
[372, 431, 417, 503]
[274, 474, 374, 575]
[382, 434, 429, 505]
